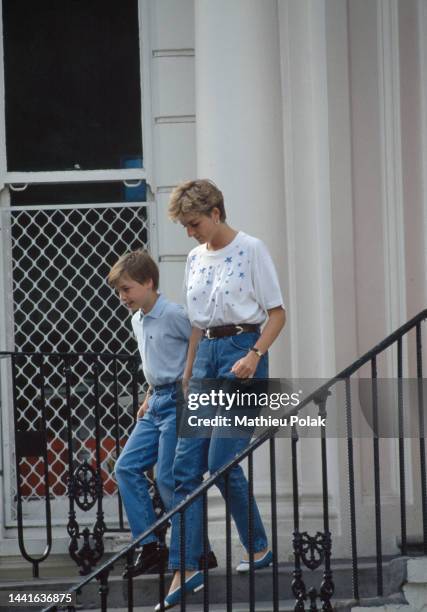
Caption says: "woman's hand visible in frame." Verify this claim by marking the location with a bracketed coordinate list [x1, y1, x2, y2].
[230, 307, 286, 378]
[137, 396, 149, 419]
[231, 351, 260, 379]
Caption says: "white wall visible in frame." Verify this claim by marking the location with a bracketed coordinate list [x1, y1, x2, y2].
[148, 0, 197, 303]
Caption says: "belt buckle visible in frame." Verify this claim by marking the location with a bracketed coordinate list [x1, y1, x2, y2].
[235, 325, 244, 335]
[206, 328, 213, 339]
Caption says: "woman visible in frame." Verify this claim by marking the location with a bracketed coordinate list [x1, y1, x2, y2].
[156, 179, 286, 610]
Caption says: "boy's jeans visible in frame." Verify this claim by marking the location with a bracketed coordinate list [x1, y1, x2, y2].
[169, 332, 269, 570]
[115, 383, 177, 544]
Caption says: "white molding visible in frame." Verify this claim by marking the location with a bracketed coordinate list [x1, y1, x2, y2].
[278, 0, 299, 378]
[158, 255, 187, 262]
[139, 0, 159, 263]
[154, 115, 195, 124]
[0, 189, 12, 539]
[3, 169, 146, 186]
[2, 201, 148, 212]
[0, 191, 11, 352]
[147, 175, 159, 263]
[152, 49, 194, 58]
[418, 0, 427, 311]
[0, 193, 15, 525]
[139, 0, 155, 193]
[156, 185, 175, 193]
[376, 0, 407, 349]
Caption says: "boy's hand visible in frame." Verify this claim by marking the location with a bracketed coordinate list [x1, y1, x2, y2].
[137, 396, 149, 419]
[182, 377, 190, 400]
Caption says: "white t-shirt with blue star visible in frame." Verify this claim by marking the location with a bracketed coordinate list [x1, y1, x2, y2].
[184, 231, 284, 329]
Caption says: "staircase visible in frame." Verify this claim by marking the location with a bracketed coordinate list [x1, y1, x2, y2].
[1, 556, 425, 611]
[1, 310, 426, 611]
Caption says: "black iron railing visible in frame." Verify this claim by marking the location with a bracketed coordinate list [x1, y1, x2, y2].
[0, 351, 143, 577]
[1, 308, 426, 610]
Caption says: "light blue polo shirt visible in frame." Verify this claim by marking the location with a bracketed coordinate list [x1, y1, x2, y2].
[131, 294, 191, 387]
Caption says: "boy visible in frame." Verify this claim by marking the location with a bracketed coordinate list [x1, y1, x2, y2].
[108, 249, 191, 576]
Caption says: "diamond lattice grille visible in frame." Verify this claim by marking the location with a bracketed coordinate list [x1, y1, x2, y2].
[8, 204, 148, 504]
[12, 353, 139, 503]
[12, 205, 148, 354]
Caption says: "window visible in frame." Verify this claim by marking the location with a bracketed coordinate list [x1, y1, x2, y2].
[2, 0, 143, 172]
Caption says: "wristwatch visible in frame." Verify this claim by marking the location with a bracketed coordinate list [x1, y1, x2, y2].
[249, 347, 263, 358]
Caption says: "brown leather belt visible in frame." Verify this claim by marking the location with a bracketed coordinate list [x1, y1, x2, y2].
[203, 324, 260, 339]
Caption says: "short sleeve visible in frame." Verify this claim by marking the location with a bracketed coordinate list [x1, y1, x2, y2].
[130, 311, 140, 341]
[251, 240, 284, 312]
[181, 255, 191, 315]
[169, 305, 192, 340]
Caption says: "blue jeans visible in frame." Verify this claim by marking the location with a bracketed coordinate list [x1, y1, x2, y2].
[169, 332, 269, 569]
[114, 384, 177, 544]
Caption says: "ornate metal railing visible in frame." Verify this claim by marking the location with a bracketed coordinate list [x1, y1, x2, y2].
[1, 308, 426, 610]
[29, 308, 427, 611]
[0, 350, 143, 577]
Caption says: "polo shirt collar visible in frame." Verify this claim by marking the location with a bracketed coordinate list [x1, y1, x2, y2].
[139, 293, 167, 320]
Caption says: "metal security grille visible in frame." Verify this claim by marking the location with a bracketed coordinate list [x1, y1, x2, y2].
[3, 202, 149, 518]
[11, 203, 148, 354]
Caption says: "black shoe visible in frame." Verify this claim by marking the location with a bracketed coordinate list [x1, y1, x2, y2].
[199, 550, 218, 570]
[123, 543, 169, 578]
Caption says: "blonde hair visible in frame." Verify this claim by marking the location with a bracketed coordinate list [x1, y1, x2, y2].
[107, 250, 159, 290]
[168, 179, 226, 222]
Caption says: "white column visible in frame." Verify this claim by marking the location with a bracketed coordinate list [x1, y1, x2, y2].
[194, 0, 289, 377]
[194, 0, 292, 560]
[278, 0, 338, 380]
[278, 0, 333, 484]
[278, 0, 350, 555]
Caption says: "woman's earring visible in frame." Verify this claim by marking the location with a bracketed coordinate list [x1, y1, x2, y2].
[215, 219, 220, 225]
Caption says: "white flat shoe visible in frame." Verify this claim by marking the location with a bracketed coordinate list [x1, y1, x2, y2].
[236, 550, 273, 573]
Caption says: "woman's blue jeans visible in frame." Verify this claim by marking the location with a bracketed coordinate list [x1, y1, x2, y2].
[115, 384, 177, 544]
[169, 332, 269, 570]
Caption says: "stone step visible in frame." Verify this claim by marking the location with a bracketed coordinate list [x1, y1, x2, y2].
[74, 600, 343, 612]
[0, 597, 409, 612]
[0, 557, 407, 611]
[79, 598, 408, 612]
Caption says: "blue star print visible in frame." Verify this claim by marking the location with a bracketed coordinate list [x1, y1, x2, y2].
[239, 272, 245, 278]
[225, 257, 232, 263]
[239, 250, 244, 256]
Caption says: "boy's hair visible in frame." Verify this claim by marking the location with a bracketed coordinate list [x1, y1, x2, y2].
[168, 179, 226, 222]
[108, 250, 159, 290]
